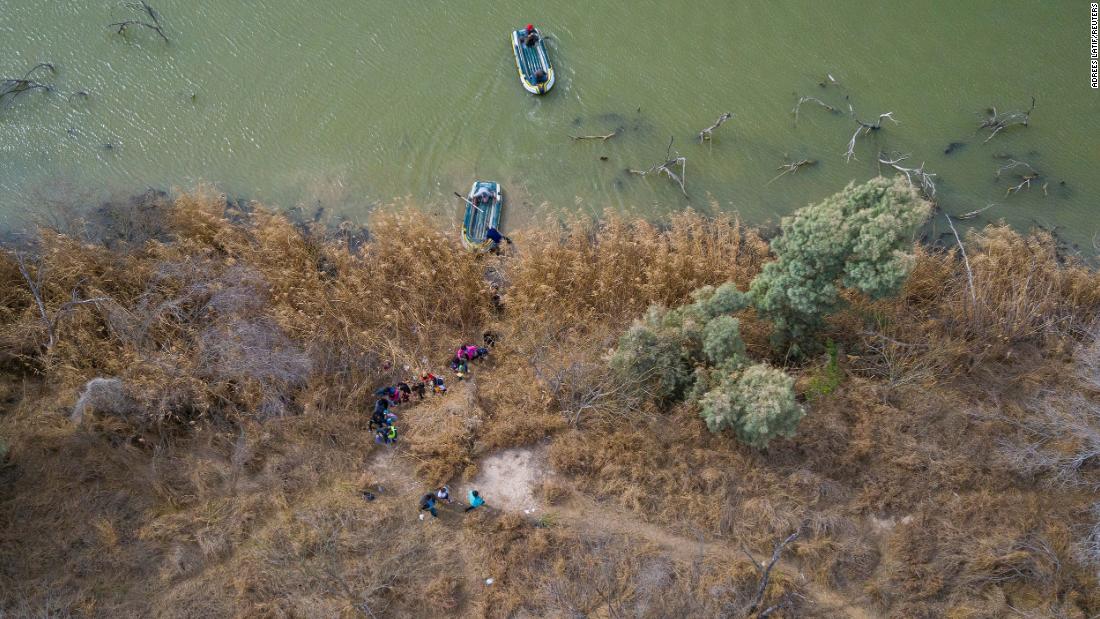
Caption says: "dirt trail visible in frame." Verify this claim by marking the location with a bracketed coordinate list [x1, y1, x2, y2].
[365, 441, 874, 618]
[462, 446, 874, 619]
[551, 495, 873, 619]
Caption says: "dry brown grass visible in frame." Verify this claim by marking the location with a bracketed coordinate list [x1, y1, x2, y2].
[505, 209, 768, 325]
[1, 192, 1099, 617]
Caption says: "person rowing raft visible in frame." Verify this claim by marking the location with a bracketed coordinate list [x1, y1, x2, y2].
[473, 185, 494, 206]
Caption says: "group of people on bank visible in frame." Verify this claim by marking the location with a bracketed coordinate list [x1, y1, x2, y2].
[418, 485, 486, 519]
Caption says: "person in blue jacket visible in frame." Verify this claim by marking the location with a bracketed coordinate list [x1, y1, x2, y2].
[485, 227, 512, 247]
[464, 489, 485, 513]
[420, 493, 438, 518]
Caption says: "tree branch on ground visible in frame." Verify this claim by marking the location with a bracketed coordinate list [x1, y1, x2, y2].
[530, 328, 650, 428]
[11, 251, 110, 350]
[942, 211, 976, 304]
[698, 112, 732, 142]
[979, 97, 1035, 143]
[993, 389, 1100, 490]
[629, 137, 687, 196]
[741, 529, 800, 616]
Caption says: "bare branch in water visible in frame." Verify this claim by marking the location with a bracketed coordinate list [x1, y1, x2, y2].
[1006, 173, 1043, 197]
[766, 156, 817, 185]
[844, 112, 897, 162]
[843, 126, 863, 162]
[698, 112, 732, 142]
[1, 64, 58, 103]
[878, 152, 936, 198]
[569, 131, 617, 141]
[979, 97, 1035, 143]
[857, 111, 898, 130]
[994, 158, 1044, 197]
[629, 136, 688, 196]
[791, 96, 839, 125]
[127, 1, 161, 26]
[109, 19, 169, 43]
[956, 203, 997, 220]
[994, 159, 1035, 179]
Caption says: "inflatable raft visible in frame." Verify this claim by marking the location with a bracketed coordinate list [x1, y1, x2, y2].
[462, 181, 502, 250]
[511, 26, 555, 94]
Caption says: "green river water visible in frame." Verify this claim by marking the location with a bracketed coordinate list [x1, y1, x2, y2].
[1, 1, 1098, 250]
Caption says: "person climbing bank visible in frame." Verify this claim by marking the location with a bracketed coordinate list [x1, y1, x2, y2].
[464, 489, 485, 512]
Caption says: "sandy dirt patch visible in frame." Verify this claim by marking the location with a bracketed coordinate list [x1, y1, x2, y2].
[463, 446, 548, 513]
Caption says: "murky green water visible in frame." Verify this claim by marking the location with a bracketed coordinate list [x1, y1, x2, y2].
[1, 1, 1097, 250]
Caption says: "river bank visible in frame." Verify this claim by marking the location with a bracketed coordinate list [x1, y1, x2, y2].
[3, 0, 1098, 252]
[1, 187, 1098, 616]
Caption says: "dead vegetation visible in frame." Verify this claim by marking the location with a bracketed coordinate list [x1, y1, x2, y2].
[1, 189, 1099, 617]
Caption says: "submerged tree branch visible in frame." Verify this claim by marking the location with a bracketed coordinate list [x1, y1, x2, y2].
[995, 159, 1044, 197]
[698, 112, 732, 142]
[956, 203, 997, 220]
[1, 63, 57, 102]
[791, 95, 840, 125]
[629, 137, 688, 196]
[844, 112, 897, 162]
[109, 20, 169, 43]
[878, 152, 936, 198]
[569, 131, 617, 141]
[765, 156, 817, 185]
[979, 97, 1035, 143]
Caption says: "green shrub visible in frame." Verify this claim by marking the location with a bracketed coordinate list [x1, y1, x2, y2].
[750, 177, 931, 355]
[702, 315, 745, 368]
[612, 280, 803, 448]
[609, 305, 700, 402]
[699, 364, 803, 448]
[689, 282, 749, 320]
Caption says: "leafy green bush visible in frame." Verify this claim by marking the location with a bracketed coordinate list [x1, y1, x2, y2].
[689, 282, 749, 320]
[702, 315, 745, 368]
[612, 280, 804, 448]
[699, 364, 803, 448]
[609, 305, 700, 402]
[750, 177, 931, 355]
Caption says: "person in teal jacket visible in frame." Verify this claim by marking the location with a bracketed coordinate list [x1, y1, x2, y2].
[464, 489, 485, 513]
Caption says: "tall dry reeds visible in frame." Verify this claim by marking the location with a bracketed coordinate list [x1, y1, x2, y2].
[504, 210, 768, 326]
[1, 188, 492, 429]
[3, 191, 1100, 617]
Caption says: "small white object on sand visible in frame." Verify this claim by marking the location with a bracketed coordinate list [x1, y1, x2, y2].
[485, 578, 494, 585]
